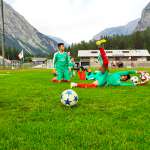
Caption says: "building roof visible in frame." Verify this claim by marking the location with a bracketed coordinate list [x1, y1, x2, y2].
[78, 50, 150, 57]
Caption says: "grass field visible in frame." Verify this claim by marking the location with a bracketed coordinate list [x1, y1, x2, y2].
[0, 69, 150, 150]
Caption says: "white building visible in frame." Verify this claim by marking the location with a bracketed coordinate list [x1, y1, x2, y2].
[32, 58, 47, 65]
[0, 56, 11, 65]
[78, 49, 150, 67]
[31, 58, 53, 69]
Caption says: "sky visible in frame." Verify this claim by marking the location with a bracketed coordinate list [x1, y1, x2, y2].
[4, 0, 150, 44]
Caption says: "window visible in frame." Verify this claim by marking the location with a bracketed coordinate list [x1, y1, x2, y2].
[91, 51, 98, 54]
[122, 51, 129, 53]
[81, 62, 90, 66]
[106, 51, 112, 53]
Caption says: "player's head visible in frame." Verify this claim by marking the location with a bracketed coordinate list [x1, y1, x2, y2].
[121, 75, 131, 81]
[80, 66, 85, 71]
[58, 43, 65, 52]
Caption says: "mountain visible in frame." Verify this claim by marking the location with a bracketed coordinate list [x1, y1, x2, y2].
[0, 2, 59, 56]
[48, 35, 70, 48]
[136, 2, 150, 31]
[93, 19, 140, 40]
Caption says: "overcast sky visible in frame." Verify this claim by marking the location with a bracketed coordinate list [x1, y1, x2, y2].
[4, 0, 150, 44]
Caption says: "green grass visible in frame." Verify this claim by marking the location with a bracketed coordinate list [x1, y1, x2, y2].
[0, 69, 150, 150]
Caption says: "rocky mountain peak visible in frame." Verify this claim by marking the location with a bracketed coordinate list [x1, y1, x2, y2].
[136, 2, 150, 31]
[0, 2, 58, 56]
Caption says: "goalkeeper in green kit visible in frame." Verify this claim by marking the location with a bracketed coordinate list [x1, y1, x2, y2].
[52, 43, 70, 83]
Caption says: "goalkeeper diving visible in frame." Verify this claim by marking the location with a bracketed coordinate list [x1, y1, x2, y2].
[71, 39, 149, 88]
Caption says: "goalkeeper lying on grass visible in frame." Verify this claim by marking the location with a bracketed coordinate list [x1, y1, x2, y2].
[71, 39, 149, 88]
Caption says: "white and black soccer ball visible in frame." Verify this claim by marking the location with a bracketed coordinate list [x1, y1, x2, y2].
[130, 76, 139, 83]
[61, 89, 78, 106]
[140, 72, 150, 81]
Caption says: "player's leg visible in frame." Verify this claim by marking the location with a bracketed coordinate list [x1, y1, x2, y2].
[71, 68, 76, 77]
[52, 69, 59, 82]
[71, 71, 108, 88]
[71, 68, 108, 88]
[52, 69, 63, 83]
[63, 68, 71, 82]
[72, 69, 76, 76]
[52, 77, 59, 83]
[71, 80, 98, 88]
[99, 47, 109, 69]
[96, 39, 109, 70]
[69, 67, 73, 78]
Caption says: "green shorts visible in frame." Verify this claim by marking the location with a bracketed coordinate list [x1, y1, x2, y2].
[56, 68, 70, 81]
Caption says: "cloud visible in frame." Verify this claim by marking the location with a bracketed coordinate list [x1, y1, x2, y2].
[4, 0, 150, 43]
[4, 0, 16, 4]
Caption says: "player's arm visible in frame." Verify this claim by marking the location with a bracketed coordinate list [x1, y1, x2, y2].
[52, 53, 57, 69]
[117, 70, 137, 76]
[136, 71, 145, 74]
[118, 70, 145, 76]
[68, 55, 71, 63]
[66, 53, 70, 67]
[119, 82, 135, 86]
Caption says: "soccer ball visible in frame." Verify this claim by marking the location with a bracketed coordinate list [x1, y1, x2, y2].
[140, 72, 150, 81]
[130, 76, 139, 83]
[61, 89, 78, 106]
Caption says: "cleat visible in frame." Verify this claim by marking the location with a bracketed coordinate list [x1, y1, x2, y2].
[71, 82, 77, 88]
[96, 39, 107, 46]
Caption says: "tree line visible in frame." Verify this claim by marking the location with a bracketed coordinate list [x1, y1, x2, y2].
[1, 28, 150, 60]
[66, 27, 150, 58]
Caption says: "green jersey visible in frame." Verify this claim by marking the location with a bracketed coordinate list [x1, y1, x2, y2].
[86, 71, 101, 80]
[53, 52, 69, 69]
[96, 71, 109, 86]
[106, 70, 136, 86]
[96, 70, 137, 87]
